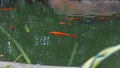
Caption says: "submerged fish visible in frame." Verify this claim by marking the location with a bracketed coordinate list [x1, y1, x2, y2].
[0, 8, 16, 10]
[67, 17, 82, 20]
[49, 31, 78, 38]
[96, 17, 120, 21]
[59, 22, 70, 25]
[9, 24, 14, 30]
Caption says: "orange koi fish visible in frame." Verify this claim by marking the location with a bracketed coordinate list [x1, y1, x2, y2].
[0, 8, 16, 11]
[96, 17, 120, 21]
[67, 17, 82, 21]
[49, 31, 77, 38]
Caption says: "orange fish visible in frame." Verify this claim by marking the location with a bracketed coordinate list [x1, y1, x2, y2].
[96, 17, 120, 21]
[59, 22, 70, 25]
[9, 24, 14, 30]
[67, 17, 82, 21]
[0, 8, 16, 11]
[49, 31, 77, 38]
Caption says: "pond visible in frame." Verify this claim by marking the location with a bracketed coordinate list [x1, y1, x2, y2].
[0, 0, 120, 68]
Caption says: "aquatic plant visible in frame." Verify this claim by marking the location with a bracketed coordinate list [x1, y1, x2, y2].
[0, 25, 31, 64]
[81, 44, 120, 68]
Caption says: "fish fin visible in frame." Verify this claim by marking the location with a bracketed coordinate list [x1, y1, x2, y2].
[70, 34, 78, 38]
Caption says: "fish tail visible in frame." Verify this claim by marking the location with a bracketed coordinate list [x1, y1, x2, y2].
[70, 34, 78, 38]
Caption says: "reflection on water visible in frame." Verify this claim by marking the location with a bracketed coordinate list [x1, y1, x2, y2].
[7, 40, 12, 54]
[49, 0, 120, 16]
[0, 0, 120, 68]
[34, 35, 49, 46]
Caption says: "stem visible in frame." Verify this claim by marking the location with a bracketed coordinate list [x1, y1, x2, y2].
[0, 25, 31, 64]
[68, 42, 78, 66]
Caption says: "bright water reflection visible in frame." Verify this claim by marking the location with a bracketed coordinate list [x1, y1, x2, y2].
[34, 35, 50, 46]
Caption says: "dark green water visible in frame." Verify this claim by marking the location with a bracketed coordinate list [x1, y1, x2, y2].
[0, 3, 120, 68]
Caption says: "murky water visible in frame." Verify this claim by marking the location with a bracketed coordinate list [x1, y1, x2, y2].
[0, 1, 120, 68]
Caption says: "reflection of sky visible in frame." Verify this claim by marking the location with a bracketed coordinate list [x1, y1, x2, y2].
[34, 35, 50, 46]
[7, 40, 12, 54]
